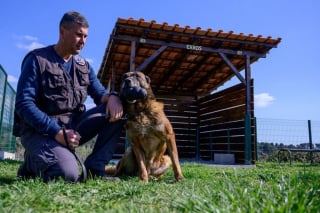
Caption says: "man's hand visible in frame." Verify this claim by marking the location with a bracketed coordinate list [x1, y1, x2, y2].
[107, 94, 123, 122]
[55, 129, 81, 150]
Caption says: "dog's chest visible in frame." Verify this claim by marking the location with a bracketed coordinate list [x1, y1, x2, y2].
[127, 119, 165, 136]
[125, 100, 168, 141]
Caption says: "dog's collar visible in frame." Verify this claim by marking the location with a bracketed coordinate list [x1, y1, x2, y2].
[125, 97, 147, 104]
[127, 100, 137, 104]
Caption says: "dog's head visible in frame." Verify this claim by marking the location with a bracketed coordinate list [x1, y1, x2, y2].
[120, 71, 154, 103]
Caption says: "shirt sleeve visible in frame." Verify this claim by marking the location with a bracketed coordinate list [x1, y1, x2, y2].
[86, 63, 107, 105]
[15, 53, 61, 138]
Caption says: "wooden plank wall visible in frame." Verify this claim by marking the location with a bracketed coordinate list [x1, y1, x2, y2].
[157, 96, 198, 159]
[197, 80, 255, 163]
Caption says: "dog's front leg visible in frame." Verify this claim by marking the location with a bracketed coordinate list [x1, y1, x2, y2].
[131, 141, 149, 182]
[166, 133, 184, 182]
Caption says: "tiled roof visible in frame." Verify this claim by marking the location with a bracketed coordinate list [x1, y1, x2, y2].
[97, 18, 281, 96]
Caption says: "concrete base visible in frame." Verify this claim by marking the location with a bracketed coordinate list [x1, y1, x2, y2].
[214, 153, 235, 164]
[0, 151, 15, 160]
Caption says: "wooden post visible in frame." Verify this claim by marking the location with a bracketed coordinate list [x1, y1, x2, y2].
[244, 55, 252, 164]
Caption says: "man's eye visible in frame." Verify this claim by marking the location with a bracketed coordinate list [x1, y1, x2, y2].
[76, 33, 87, 38]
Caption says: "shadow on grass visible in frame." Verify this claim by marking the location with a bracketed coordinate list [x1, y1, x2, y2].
[0, 159, 22, 164]
[0, 177, 19, 185]
[0, 159, 22, 185]
[278, 161, 320, 167]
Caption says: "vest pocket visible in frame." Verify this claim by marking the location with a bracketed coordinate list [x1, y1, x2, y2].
[75, 68, 89, 104]
[42, 70, 71, 113]
[77, 68, 89, 86]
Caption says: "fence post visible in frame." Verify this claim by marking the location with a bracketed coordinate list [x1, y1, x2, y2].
[308, 120, 313, 163]
[254, 117, 258, 161]
[245, 114, 252, 164]
[308, 120, 313, 148]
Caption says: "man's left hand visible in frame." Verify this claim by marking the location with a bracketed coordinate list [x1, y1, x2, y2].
[106, 95, 123, 122]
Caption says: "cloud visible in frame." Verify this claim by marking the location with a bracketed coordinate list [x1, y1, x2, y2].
[15, 35, 45, 51]
[7, 75, 18, 83]
[16, 41, 45, 51]
[254, 93, 275, 107]
[85, 58, 94, 64]
[23, 35, 38, 41]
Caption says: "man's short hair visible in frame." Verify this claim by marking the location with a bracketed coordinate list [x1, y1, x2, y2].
[60, 11, 89, 29]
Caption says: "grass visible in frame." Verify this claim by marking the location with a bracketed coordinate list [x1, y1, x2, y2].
[0, 160, 319, 213]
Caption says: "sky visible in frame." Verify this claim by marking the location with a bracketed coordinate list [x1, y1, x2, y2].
[1, 0, 319, 123]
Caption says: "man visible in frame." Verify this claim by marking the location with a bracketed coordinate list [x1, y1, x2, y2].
[14, 11, 124, 182]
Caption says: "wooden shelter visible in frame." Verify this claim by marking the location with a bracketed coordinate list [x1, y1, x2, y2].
[97, 18, 281, 164]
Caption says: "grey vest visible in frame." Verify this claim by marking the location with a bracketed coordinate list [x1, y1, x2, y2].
[13, 46, 90, 136]
[34, 46, 89, 116]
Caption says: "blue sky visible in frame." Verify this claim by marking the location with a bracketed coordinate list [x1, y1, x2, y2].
[1, 0, 319, 122]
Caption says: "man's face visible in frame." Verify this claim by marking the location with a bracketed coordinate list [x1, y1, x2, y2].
[61, 24, 88, 55]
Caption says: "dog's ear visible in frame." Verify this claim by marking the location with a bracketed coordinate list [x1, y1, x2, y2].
[145, 75, 151, 84]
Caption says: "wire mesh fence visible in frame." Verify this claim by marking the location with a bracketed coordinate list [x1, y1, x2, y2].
[0, 65, 16, 154]
[256, 118, 320, 163]
[256, 117, 320, 147]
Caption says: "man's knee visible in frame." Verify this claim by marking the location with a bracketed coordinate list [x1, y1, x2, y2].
[44, 146, 80, 182]
[45, 160, 79, 182]
[61, 166, 79, 182]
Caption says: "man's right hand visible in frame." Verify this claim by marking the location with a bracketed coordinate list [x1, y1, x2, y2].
[55, 129, 81, 150]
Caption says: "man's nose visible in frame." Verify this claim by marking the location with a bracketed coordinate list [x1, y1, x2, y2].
[80, 36, 86, 44]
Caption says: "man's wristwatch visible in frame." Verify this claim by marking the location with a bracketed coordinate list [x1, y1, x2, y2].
[109, 91, 119, 97]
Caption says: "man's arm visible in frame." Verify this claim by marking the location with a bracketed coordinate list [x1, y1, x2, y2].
[86, 64, 123, 121]
[15, 54, 61, 138]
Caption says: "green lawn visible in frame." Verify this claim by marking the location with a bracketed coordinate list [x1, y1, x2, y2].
[0, 160, 319, 213]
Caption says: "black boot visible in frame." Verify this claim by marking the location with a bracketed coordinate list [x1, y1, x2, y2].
[17, 163, 35, 179]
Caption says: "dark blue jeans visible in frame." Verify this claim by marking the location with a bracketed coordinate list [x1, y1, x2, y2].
[20, 103, 125, 182]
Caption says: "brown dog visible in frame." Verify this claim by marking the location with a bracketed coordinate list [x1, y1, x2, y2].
[107, 71, 184, 182]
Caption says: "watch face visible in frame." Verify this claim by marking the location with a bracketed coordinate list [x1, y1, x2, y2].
[110, 91, 119, 96]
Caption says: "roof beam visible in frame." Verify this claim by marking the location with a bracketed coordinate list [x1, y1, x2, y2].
[218, 52, 246, 85]
[112, 35, 267, 58]
[136, 45, 168, 71]
[116, 24, 279, 49]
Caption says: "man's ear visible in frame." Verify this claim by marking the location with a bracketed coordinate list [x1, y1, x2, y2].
[59, 26, 66, 38]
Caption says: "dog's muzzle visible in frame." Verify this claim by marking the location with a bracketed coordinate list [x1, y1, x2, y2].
[121, 86, 147, 103]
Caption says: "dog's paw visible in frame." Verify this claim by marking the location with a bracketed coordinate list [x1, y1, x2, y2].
[175, 174, 184, 182]
[140, 172, 149, 182]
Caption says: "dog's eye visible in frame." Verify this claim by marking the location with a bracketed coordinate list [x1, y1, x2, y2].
[133, 73, 141, 79]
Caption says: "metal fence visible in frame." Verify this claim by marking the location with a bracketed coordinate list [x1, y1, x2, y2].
[0, 65, 16, 153]
[256, 117, 320, 148]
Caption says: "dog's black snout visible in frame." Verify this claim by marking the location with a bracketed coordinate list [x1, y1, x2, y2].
[125, 78, 132, 86]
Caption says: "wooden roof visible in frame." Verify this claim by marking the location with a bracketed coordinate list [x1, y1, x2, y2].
[97, 18, 281, 96]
